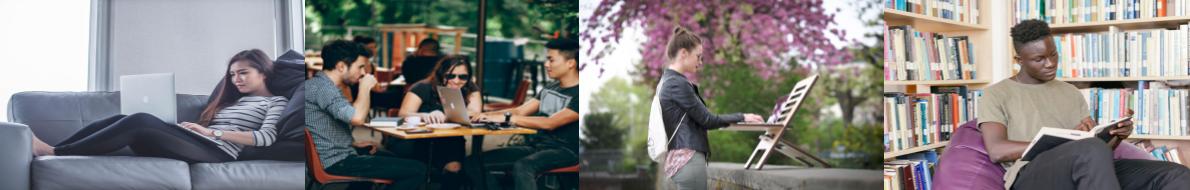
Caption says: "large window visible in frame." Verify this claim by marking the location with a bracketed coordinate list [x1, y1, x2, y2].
[0, 1, 92, 122]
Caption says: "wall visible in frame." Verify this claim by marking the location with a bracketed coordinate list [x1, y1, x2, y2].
[105, 0, 283, 95]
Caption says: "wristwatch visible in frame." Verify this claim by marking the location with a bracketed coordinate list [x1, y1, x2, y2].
[504, 112, 513, 127]
[213, 130, 224, 140]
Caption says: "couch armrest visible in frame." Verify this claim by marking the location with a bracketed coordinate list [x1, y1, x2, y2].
[0, 122, 31, 190]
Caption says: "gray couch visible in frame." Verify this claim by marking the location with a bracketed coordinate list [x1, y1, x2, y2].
[0, 92, 303, 190]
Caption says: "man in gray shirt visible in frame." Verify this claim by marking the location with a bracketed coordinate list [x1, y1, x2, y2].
[305, 40, 425, 190]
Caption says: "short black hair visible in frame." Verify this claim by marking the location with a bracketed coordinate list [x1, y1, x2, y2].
[545, 38, 579, 62]
[1011, 19, 1051, 52]
[418, 38, 440, 54]
[321, 40, 369, 71]
[353, 36, 376, 45]
[419, 38, 439, 48]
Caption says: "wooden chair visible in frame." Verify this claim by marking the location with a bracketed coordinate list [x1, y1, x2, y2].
[305, 129, 392, 190]
[723, 75, 830, 170]
[539, 164, 579, 190]
[484, 79, 531, 111]
[485, 164, 579, 190]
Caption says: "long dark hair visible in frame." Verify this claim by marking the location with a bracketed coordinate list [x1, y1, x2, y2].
[418, 55, 479, 105]
[199, 49, 274, 126]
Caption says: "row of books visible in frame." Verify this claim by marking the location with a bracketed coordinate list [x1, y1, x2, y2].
[1135, 141, 1185, 163]
[1080, 83, 1189, 136]
[1014, 0, 1190, 25]
[884, 86, 982, 153]
[1054, 25, 1190, 79]
[884, 25, 979, 81]
[887, 0, 982, 25]
[884, 151, 938, 190]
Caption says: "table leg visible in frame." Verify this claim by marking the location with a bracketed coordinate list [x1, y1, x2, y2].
[427, 140, 434, 185]
[472, 135, 486, 190]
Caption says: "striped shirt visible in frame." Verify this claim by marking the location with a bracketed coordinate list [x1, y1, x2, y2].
[208, 96, 288, 159]
[304, 72, 358, 168]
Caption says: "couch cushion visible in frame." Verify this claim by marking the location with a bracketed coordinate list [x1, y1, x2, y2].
[238, 140, 304, 161]
[9, 92, 209, 156]
[190, 160, 303, 190]
[267, 50, 306, 100]
[933, 120, 1006, 190]
[9, 92, 120, 147]
[0, 123, 32, 190]
[32, 156, 190, 190]
[263, 50, 306, 141]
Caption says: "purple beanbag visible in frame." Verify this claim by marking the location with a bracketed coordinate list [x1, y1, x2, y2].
[932, 120, 1006, 190]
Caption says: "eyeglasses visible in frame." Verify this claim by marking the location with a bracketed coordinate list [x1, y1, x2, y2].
[445, 74, 470, 80]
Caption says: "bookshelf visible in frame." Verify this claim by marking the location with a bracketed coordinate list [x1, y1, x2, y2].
[884, 141, 949, 160]
[884, 9, 988, 31]
[883, 0, 993, 161]
[883, 1, 995, 189]
[1050, 16, 1190, 33]
[1058, 76, 1190, 82]
[1010, 0, 1190, 166]
[884, 79, 990, 86]
[1132, 135, 1190, 141]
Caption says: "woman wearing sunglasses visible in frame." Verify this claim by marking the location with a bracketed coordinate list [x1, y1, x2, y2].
[393, 55, 480, 189]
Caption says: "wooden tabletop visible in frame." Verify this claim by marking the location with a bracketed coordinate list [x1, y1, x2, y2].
[363, 124, 537, 139]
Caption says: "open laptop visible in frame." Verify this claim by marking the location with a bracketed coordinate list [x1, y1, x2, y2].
[733, 96, 787, 127]
[120, 73, 222, 145]
[437, 86, 473, 126]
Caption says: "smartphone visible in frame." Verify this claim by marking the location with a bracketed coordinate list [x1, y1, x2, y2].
[407, 128, 432, 134]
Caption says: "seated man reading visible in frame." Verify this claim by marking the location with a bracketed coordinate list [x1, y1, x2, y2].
[981, 19, 1190, 190]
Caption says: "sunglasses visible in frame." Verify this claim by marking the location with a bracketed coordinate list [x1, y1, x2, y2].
[445, 74, 470, 80]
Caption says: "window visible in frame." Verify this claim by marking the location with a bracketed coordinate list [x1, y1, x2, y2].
[0, 1, 91, 122]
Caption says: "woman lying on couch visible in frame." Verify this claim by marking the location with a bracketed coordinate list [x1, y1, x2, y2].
[30, 49, 288, 163]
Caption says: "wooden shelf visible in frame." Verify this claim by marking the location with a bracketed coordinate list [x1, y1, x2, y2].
[885, 79, 989, 86]
[1131, 135, 1190, 141]
[1049, 16, 1190, 33]
[1057, 76, 1190, 82]
[884, 141, 949, 160]
[884, 9, 987, 32]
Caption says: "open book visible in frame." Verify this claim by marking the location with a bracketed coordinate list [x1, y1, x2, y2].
[1020, 117, 1131, 161]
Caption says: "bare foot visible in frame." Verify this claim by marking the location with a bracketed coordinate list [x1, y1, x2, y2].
[31, 135, 54, 156]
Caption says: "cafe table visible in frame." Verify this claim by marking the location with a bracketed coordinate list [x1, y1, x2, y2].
[362, 122, 537, 188]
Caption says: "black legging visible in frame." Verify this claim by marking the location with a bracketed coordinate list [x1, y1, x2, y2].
[53, 113, 234, 163]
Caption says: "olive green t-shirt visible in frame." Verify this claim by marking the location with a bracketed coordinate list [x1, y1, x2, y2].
[977, 79, 1090, 142]
[978, 78, 1092, 187]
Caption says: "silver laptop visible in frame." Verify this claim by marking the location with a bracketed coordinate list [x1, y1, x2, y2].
[120, 73, 222, 145]
[437, 86, 473, 126]
[120, 73, 178, 123]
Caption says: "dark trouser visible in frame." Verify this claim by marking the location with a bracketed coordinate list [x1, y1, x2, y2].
[54, 113, 233, 163]
[1013, 138, 1190, 190]
[462, 145, 578, 190]
[324, 148, 427, 190]
[384, 136, 467, 190]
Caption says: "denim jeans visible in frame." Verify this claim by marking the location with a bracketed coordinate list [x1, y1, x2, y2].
[463, 145, 578, 190]
[324, 148, 428, 190]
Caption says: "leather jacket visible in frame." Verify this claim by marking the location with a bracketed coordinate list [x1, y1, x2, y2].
[659, 69, 744, 156]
